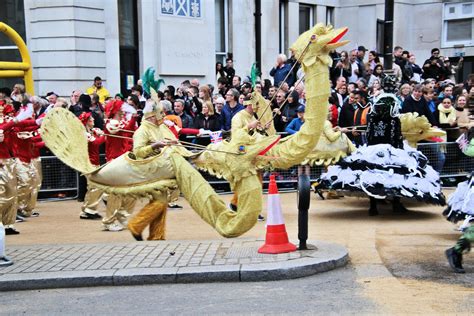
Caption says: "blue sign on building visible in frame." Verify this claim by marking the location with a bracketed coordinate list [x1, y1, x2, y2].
[161, 0, 173, 15]
[161, 0, 201, 18]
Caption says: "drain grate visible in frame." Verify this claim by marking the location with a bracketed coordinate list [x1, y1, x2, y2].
[224, 246, 271, 259]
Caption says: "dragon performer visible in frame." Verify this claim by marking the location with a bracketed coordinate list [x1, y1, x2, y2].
[40, 24, 349, 239]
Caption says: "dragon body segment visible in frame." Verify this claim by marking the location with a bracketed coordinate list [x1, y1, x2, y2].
[40, 24, 349, 238]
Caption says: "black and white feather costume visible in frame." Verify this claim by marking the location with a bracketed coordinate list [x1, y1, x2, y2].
[318, 92, 445, 205]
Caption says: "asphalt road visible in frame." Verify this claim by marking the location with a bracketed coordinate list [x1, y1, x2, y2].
[2, 191, 474, 314]
[0, 267, 376, 315]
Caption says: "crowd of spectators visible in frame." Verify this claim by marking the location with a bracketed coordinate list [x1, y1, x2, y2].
[1, 43, 472, 238]
[0, 46, 472, 173]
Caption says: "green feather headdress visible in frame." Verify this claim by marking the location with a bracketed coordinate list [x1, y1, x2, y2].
[250, 63, 258, 88]
[141, 67, 165, 96]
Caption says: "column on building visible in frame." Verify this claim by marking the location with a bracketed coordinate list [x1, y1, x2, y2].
[24, 0, 120, 96]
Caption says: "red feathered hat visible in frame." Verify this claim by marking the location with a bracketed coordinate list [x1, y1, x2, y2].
[0, 101, 15, 115]
[3, 104, 14, 115]
[78, 112, 92, 126]
[105, 100, 123, 118]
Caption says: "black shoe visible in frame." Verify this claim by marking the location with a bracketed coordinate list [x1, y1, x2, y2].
[0, 257, 13, 267]
[258, 214, 265, 221]
[5, 228, 20, 235]
[368, 207, 379, 216]
[79, 213, 102, 220]
[15, 215, 25, 223]
[229, 203, 238, 212]
[393, 204, 409, 214]
[168, 203, 183, 210]
[445, 247, 465, 273]
[131, 232, 143, 241]
[30, 211, 40, 217]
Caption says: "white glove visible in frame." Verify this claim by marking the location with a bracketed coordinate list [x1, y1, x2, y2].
[198, 128, 211, 136]
[35, 117, 44, 126]
[106, 120, 120, 134]
[16, 106, 33, 121]
[93, 128, 104, 136]
[163, 119, 175, 127]
[0, 130, 4, 143]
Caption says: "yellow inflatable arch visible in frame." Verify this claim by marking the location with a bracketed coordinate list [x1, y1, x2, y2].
[0, 22, 34, 95]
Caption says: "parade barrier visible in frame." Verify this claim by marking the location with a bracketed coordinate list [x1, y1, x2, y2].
[37, 141, 474, 200]
[0, 22, 34, 95]
[258, 174, 296, 254]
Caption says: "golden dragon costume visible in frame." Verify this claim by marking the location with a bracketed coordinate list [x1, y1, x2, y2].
[40, 24, 349, 238]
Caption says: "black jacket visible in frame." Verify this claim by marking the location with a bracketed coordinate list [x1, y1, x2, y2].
[338, 101, 357, 128]
[401, 95, 438, 126]
[193, 113, 221, 131]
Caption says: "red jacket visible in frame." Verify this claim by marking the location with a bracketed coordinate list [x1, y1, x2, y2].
[104, 117, 136, 161]
[167, 126, 199, 139]
[87, 129, 106, 166]
[11, 123, 40, 163]
[0, 120, 17, 159]
[31, 134, 45, 158]
[1, 119, 38, 160]
[329, 104, 339, 127]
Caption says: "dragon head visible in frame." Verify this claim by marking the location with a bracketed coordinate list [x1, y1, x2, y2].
[290, 24, 349, 68]
[400, 112, 446, 148]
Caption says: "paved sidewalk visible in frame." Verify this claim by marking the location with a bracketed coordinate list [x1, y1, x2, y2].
[0, 239, 348, 291]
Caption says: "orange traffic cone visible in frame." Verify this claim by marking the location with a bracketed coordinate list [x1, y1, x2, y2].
[258, 174, 297, 254]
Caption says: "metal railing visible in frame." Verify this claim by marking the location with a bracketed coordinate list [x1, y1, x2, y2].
[37, 140, 472, 200]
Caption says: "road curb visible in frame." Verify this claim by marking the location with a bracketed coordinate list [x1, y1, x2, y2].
[0, 240, 348, 291]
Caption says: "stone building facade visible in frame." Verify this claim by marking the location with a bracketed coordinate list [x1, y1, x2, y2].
[0, 0, 472, 96]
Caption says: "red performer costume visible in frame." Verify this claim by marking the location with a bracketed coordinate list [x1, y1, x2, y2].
[0, 103, 37, 233]
[79, 112, 107, 220]
[101, 100, 137, 231]
[12, 108, 42, 218]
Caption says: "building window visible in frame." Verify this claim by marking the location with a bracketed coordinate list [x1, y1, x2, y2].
[215, 0, 228, 64]
[299, 4, 314, 35]
[447, 19, 472, 42]
[443, 2, 474, 47]
[326, 6, 334, 25]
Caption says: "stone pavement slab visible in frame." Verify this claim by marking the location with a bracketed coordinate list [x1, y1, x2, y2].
[0, 239, 348, 291]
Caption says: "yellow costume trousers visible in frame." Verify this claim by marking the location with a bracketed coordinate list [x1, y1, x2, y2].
[128, 199, 167, 240]
[27, 158, 42, 212]
[81, 187, 103, 215]
[81, 167, 103, 215]
[102, 194, 136, 225]
[0, 159, 18, 226]
[16, 159, 37, 216]
[231, 172, 263, 206]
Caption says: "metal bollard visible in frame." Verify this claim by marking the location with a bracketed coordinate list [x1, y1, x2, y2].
[0, 223, 13, 267]
[297, 174, 311, 250]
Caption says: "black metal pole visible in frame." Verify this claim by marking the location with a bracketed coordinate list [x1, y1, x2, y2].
[383, 0, 394, 70]
[297, 174, 311, 250]
[254, 0, 262, 73]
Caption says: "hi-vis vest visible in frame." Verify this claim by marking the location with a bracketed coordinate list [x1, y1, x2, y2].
[353, 107, 370, 126]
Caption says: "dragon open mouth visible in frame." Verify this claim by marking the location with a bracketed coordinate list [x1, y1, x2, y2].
[328, 27, 348, 44]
